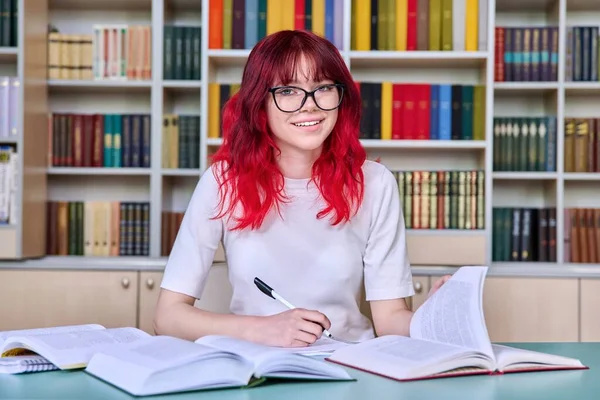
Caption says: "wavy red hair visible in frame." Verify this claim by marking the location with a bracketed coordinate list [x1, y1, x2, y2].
[211, 30, 366, 230]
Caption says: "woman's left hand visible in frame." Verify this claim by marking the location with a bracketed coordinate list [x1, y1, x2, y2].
[428, 275, 452, 298]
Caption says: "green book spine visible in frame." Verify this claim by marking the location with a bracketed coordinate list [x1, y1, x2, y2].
[429, 0, 442, 50]
[460, 85, 473, 140]
[258, 0, 267, 40]
[103, 114, 113, 168]
[193, 27, 201, 80]
[387, 0, 396, 50]
[441, 0, 452, 50]
[472, 85, 485, 140]
[378, 0, 387, 51]
[112, 114, 122, 168]
[528, 118, 538, 172]
[184, 27, 193, 80]
[174, 27, 183, 80]
[68, 202, 77, 255]
[223, 0, 233, 49]
[163, 25, 173, 80]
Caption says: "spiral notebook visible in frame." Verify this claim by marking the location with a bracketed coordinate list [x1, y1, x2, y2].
[0, 355, 58, 374]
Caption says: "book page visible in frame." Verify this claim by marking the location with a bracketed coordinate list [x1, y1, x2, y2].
[493, 344, 584, 371]
[0, 327, 149, 369]
[0, 324, 105, 347]
[274, 336, 350, 356]
[409, 266, 494, 358]
[85, 336, 256, 396]
[327, 335, 493, 381]
[195, 335, 352, 380]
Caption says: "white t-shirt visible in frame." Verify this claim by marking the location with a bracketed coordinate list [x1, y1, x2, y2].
[160, 159, 415, 342]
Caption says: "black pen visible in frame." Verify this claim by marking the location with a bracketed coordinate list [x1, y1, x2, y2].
[253, 277, 356, 344]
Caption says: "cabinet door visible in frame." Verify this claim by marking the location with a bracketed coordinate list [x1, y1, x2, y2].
[410, 276, 431, 311]
[0, 270, 138, 331]
[138, 271, 164, 334]
[580, 279, 600, 341]
[138, 265, 234, 334]
[482, 277, 579, 342]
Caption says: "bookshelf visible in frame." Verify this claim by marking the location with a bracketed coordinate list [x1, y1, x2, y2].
[0, 0, 48, 260]
[1, 0, 599, 273]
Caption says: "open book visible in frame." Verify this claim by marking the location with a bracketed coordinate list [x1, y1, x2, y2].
[85, 334, 353, 396]
[326, 266, 587, 381]
[0, 324, 151, 371]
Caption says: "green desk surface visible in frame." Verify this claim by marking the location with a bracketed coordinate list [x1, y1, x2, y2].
[0, 342, 597, 400]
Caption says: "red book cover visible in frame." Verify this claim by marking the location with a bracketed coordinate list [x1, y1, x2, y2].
[402, 84, 417, 139]
[495, 27, 505, 82]
[391, 84, 403, 139]
[415, 84, 431, 140]
[407, 0, 417, 50]
[92, 114, 104, 167]
[295, 0, 305, 30]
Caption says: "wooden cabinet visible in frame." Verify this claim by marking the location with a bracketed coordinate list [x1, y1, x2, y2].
[0, 269, 592, 344]
[0, 270, 138, 331]
[410, 276, 431, 311]
[138, 271, 163, 334]
[137, 265, 234, 334]
[482, 277, 579, 342]
[580, 279, 600, 341]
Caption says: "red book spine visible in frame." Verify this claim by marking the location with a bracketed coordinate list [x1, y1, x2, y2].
[295, 0, 305, 30]
[402, 84, 417, 139]
[495, 27, 505, 82]
[92, 114, 104, 167]
[416, 84, 431, 140]
[73, 115, 83, 167]
[407, 0, 417, 50]
[391, 84, 403, 139]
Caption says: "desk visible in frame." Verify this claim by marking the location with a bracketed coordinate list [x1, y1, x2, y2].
[0, 343, 597, 400]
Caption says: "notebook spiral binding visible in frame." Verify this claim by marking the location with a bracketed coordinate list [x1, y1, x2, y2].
[21, 357, 58, 373]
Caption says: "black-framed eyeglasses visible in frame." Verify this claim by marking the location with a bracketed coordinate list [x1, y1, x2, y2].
[267, 83, 345, 113]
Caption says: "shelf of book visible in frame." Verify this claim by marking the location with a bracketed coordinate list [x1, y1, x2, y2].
[0, 0, 597, 274]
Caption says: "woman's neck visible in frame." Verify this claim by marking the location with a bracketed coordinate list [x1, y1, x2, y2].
[275, 147, 322, 179]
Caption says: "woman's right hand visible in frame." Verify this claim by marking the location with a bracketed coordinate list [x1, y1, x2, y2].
[246, 308, 331, 348]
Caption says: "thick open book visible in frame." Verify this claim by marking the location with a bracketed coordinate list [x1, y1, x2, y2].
[326, 266, 587, 381]
[0, 324, 151, 370]
[85, 334, 352, 396]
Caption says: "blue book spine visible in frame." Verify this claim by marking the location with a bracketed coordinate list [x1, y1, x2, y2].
[245, 0, 258, 49]
[430, 85, 439, 140]
[438, 85, 452, 140]
[325, 0, 334, 43]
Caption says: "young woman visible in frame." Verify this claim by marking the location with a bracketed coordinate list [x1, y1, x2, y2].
[154, 30, 450, 347]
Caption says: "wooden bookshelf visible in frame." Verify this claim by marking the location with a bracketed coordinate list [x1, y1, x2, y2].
[0, 0, 49, 259]
[0, 0, 597, 273]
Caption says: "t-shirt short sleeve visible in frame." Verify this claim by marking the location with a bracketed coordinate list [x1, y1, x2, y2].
[160, 166, 224, 299]
[363, 166, 415, 301]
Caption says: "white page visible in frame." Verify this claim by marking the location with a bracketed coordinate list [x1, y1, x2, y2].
[327, 335, 492, 380]
[86, 336, 255, 396]
[274, 336, 351, 356]
[492, 344, 584, 371]
[409, 266, 494, 358]
[0, 324, 105, 347]
[195, 335, 352, 380]
[1, 327, 150, 368]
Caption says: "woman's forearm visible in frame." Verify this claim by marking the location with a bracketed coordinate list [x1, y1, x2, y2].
[154, 301, 260, 342]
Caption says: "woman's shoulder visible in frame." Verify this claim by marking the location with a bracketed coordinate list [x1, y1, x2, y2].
[361, 159, 397, 187]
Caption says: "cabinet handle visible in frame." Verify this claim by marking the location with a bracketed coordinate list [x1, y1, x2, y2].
[121, 278, 130, 289]
[414, 281, 423, 293]
[146, 279, 155, 289]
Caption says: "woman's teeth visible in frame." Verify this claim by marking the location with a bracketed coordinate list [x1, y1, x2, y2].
[293, 120, 321, 127]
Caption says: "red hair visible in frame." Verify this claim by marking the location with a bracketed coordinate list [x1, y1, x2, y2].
[211, 30, 366, 230]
